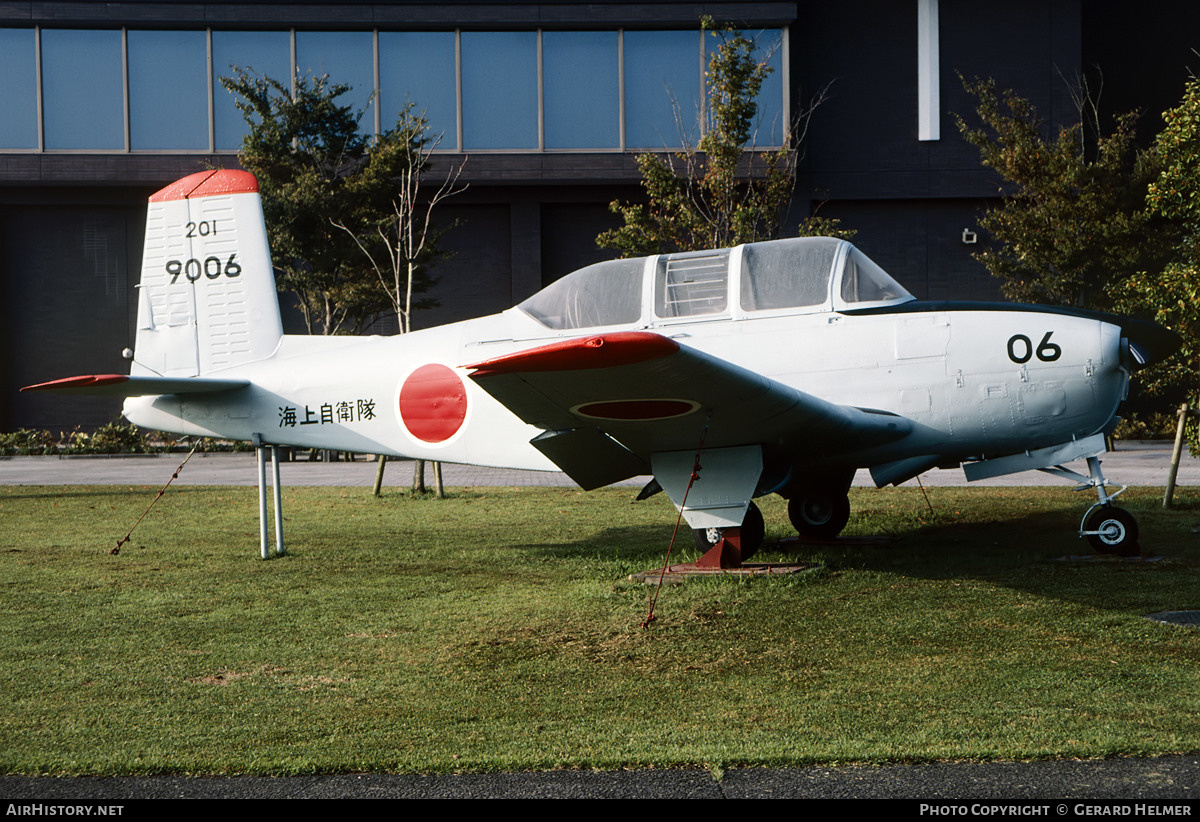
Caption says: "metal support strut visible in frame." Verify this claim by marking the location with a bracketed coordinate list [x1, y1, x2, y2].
[254, 436, 285, 559]
[1039, 454, 1138, 555]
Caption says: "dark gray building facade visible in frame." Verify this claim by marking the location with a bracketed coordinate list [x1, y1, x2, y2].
[2, 0, 1197, 430]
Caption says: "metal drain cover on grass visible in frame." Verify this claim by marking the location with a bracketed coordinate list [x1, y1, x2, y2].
[1145, 610, 1200, 628]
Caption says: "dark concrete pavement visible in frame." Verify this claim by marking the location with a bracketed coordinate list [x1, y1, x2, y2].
[2, 756, 1198, 799]
[1, 440, 1196, 489]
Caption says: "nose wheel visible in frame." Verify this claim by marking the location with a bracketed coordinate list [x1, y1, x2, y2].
[1041, 454, 1140, 556]
[1082, 505, 1139, 555]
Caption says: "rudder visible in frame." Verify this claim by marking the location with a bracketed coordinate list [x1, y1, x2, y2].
[132, 169, 283, 378]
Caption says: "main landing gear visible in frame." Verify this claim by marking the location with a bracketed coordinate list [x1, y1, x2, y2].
[785, 472, 855, 541]
[685, 482, 856, 570]
[787, 489, 852, 540]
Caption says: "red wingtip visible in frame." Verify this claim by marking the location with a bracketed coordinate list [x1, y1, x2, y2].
[465, 332, 680, 377]
[149, 170, 258, 203]
[20, 374, 130, 392]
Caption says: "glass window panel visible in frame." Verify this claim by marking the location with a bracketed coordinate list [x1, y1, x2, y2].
[296, 31, 376, 131]
[519, 257, 643, 329]
[379, 32, 458, 150]
[740, 238, 839, 311]
[655, 250, 729, 318]
[128, 30, 209, 150]
[461, 31, 538, 150]
[840, 247, 913, 304]
[543, 31, 619, 150]
[0, 29, 39, 149]
[41, 29, 125, 150]
[212, 31, 293, 151]
[624, 30, 702, 150]
[704, 29, 786, 147]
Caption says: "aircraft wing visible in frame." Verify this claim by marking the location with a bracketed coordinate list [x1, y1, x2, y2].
[21, 374, 249, 397]
[465, 331, 911, 489]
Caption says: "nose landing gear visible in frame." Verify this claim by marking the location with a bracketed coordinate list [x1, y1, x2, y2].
[1082, 504, 1139, 554]
[1041, 454, 1139, 556]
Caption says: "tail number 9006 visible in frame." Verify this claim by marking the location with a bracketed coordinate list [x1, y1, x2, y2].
[166, 254, 242, 284]
[1007, 332, 1062, 363]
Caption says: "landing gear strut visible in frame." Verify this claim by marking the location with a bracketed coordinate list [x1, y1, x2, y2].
[1041, 454, 1139, 556]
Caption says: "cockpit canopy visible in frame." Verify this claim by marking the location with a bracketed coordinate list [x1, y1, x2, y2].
[518, 237, 914, 330]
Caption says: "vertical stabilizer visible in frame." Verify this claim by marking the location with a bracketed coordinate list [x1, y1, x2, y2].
[132, 170, 283, 377]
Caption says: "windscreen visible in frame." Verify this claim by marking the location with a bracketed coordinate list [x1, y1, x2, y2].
[840, 247, 913, 304]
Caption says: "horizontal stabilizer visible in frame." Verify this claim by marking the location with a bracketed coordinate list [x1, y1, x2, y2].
[21, 374, 248, 397]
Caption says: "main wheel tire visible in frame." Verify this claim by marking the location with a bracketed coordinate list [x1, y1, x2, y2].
[788, 491, 851, 540]
[1084, 506, 1139, 556]
[691, 501, 765, 560]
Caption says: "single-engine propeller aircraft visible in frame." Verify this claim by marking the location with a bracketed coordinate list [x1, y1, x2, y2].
[24, 170, 1180, 560]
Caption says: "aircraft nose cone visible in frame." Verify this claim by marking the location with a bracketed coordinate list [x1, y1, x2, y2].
[1123, 318, 1183, 370]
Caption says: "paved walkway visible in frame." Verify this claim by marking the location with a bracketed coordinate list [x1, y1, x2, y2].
[1, 440, 1196, 488]
[2, 755, 1199, 799]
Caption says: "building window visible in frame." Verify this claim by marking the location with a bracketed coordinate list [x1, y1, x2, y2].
[543, 31, 621, 150]
[624, 30, 703, 149]
[3, 26, 788, 156]
[0, 29, 38, 149]
[41, 29, 125, 150]
[129, 31, 209, 150]
[917, 0, 941, 141]
[295, 31, 376, 124]
[461, 31, 539, 150]
[378, 31, 458, 150]
[212, 31, 292, 151]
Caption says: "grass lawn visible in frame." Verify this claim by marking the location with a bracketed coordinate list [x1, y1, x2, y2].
[1, 483, 1198, 775]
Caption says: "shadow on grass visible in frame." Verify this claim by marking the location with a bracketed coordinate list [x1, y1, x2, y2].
[757, 488, 1200, 614]
[523, 524, 681, 564]
[0, 487, 164, 502]
[516, 487, 1200, 617]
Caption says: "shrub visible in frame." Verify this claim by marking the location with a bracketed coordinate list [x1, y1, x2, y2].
[0, 428, 59, 456]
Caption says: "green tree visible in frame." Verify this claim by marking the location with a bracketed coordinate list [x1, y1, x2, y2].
[599, 23, 837, 256]
[1113, 77, 1200, 432]
[955, 76, 1179, 310]
[220, 69, 435, 335]
[333, 106, 467, 499]
[337, 105, 466, 335]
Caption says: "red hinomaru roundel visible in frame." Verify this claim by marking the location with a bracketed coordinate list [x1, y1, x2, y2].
[398, 364, 468, 443]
